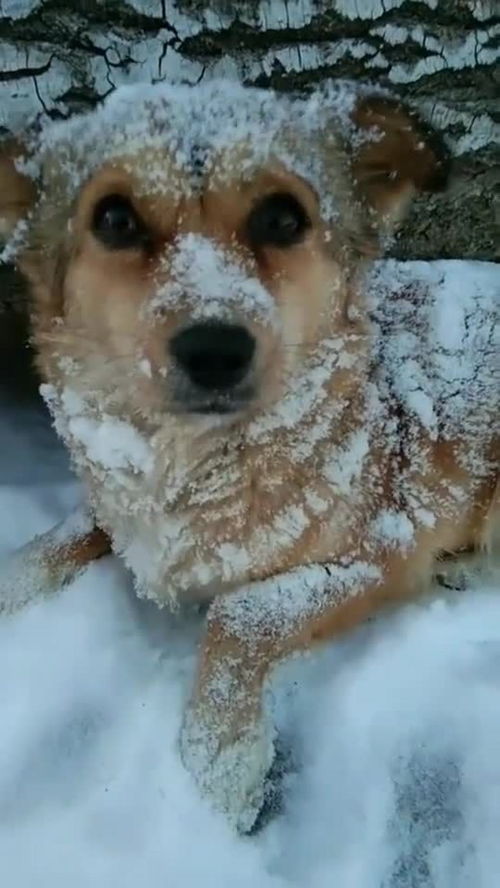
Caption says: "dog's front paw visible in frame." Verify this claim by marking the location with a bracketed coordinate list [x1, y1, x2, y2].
[180, 707, 275, 833]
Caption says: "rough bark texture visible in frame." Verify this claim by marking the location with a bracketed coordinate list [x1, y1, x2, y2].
[0, 0, 498, 362]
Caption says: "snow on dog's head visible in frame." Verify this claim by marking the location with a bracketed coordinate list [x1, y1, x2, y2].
[0, 80, 447, 429]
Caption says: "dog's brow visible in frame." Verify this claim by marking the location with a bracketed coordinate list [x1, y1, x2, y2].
[296, 173, 320, 204]
[238, 171, 318, 206]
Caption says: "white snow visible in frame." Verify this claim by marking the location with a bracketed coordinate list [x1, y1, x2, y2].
[0, 376, 500, 886]
[215, 560, 382, 638]
[41, 384, 154, 473]
[323, 427, 370, 494]
[371, 508, 415, 549]
[367, 260, 498, 451]
[0, 0, 40, 19]
[153, 234, 278, 328]
[66, 414, 153, 473]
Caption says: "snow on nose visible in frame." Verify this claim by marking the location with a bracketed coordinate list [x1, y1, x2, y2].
[150, 233, 279, 330]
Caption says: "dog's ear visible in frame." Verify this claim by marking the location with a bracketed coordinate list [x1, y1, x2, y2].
[0, 137, 36, 241]
[350, 95, 450, 230]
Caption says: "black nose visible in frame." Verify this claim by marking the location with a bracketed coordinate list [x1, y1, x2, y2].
[170, 323, 255, 391]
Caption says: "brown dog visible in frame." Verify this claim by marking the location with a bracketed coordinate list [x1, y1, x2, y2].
[0, 80, 497, 831]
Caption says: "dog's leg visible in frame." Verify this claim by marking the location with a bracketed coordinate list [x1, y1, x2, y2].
[0, 508, 110, 615]
[180, 560, 387, 832]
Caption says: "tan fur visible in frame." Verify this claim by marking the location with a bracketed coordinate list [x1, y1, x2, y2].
[0, 138, 35, 238]
[351, 95, 449, 225]
[0, 83, 497, 831]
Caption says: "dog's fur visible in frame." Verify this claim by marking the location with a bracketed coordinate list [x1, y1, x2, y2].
[0, 80, 498, 831]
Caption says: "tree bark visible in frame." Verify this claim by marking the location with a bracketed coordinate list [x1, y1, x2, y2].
[0, 0, 498, 364]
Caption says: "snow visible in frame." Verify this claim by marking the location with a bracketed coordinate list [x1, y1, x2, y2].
[215, 561, 381, 638]
[0, 0, 40, 19]
[1, 392, 500, 886]
[367, 260, 498, 452]
[371, 509, 415, 549]
[12, 78, 378, 245]
[323, 428, 370, 495]
[153, 234, 278, 328]
[53, 386, 153, 474]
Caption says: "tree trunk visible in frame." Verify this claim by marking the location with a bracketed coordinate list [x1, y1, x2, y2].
[0, 0, 498, 380]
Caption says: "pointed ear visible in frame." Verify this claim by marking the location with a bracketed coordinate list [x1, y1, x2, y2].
[0, 137, 36, 241]
[350, 95, 450, 230]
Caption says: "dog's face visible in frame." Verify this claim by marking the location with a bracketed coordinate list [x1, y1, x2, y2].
[51, 153, 339, 422]
[0, 81, 447, 430]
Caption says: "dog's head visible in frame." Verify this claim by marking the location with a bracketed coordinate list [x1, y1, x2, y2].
[0, 81, 448, 428]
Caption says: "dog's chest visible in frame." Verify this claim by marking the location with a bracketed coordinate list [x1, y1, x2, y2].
[88, 418, 368, 605]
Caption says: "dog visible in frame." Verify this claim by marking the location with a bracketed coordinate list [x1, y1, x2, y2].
[0, 79, 497, 832]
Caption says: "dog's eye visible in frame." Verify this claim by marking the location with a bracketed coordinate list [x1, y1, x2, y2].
[246, 192, 311, 248]
[91, 194, 147, 249]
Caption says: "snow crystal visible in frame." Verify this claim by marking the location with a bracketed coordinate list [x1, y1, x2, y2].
[323, 428, 370, 494]
[248, 333, 362, 444]
[152, 234, 278, 328]
[66, 415, 153, 473]
[215, 561, 381, 639]
[139, 358, 152, 378]
[304, 490, 329, 514]
[367, 259, 498, 448]
[413, 507, 436, 529]
[371, 509, 415, 549]
[41, 384, 153, 474]
[0, 216, 30, 264]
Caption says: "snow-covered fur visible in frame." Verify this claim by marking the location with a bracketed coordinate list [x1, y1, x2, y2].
[0, 80, 497, 831]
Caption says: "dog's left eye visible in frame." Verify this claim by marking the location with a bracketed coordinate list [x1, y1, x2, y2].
[246, 192, 311, 248]
[91, 194, 147, 250]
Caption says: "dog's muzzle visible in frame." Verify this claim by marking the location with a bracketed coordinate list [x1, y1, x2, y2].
[169, 322, 256, 414]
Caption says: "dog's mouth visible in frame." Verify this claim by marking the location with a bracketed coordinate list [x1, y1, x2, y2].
[172, 385, 256, 417]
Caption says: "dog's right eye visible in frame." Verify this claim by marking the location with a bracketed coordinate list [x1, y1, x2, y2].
[246, 192, 311, 249]
[91, 194, 147, 249]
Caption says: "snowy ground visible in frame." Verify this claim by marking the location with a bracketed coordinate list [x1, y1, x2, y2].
[0, 386, 499, 888]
